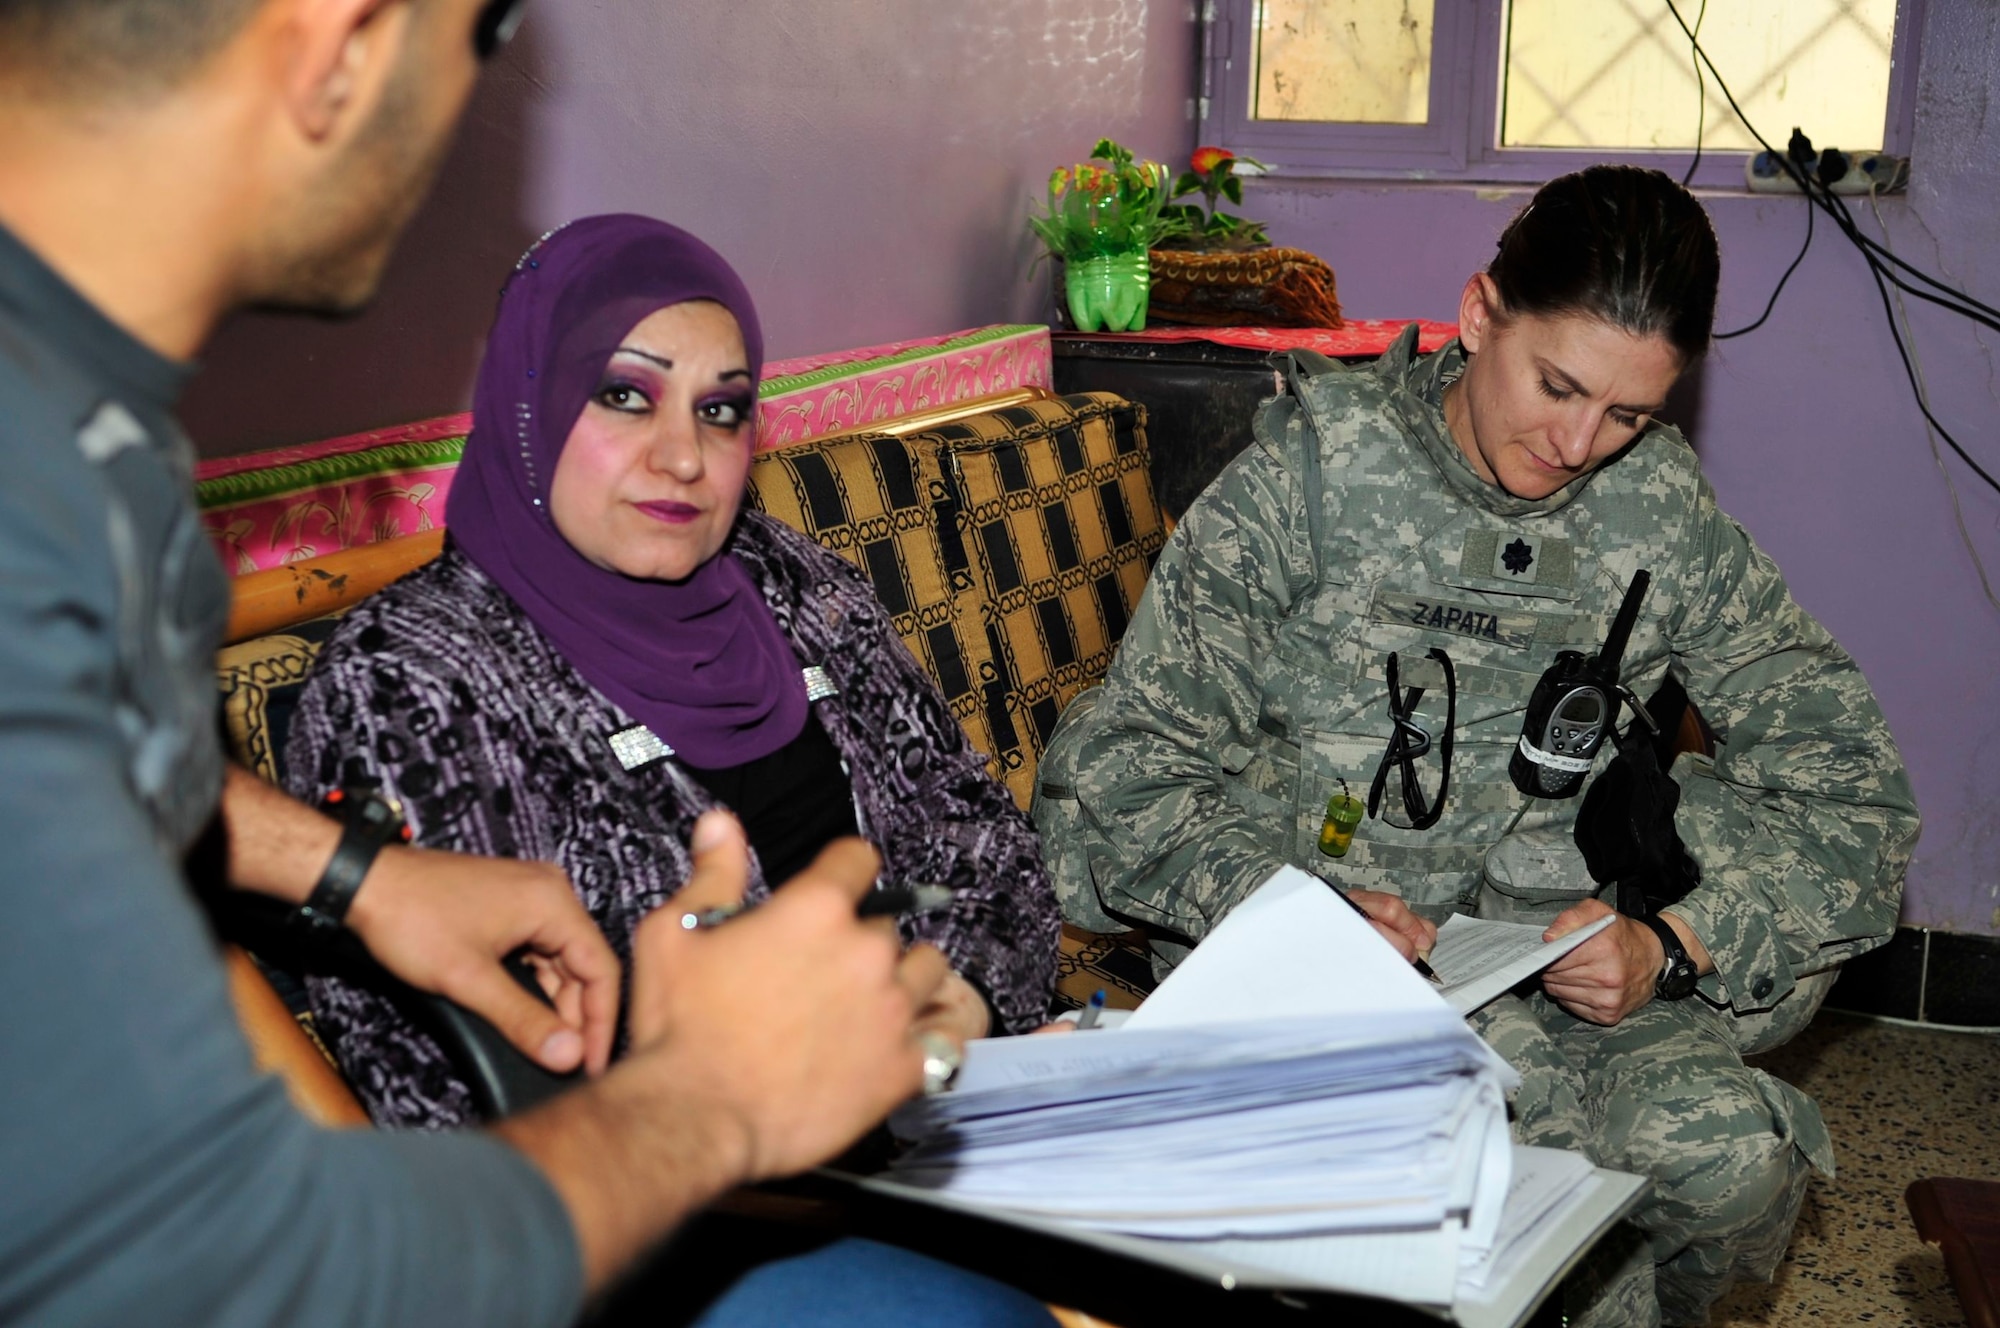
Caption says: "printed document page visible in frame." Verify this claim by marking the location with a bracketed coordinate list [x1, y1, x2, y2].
[1429, 912, 1616, 1015]
[887, 867, 1513, 1241]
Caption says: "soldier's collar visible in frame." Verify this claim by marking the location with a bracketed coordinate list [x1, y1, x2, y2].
[1388, 336, 1594, 518]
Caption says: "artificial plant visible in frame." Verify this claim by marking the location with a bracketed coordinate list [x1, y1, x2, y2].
[1161, 146, 1271, 249]
[1027, 138, 1187, 262]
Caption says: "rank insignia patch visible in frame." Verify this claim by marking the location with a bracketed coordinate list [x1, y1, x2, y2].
[1455, 530, 1574, 591]
[1500, 537, 1536, 577]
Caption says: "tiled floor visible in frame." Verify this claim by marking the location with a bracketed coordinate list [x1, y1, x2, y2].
[1709, 1011, 2000, 1327]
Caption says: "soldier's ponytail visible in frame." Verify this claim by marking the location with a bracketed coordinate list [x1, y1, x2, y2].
[1488, 165, 1720, 364]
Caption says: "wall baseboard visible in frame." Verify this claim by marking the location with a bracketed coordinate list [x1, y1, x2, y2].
[1825, 925, 2000, 1028]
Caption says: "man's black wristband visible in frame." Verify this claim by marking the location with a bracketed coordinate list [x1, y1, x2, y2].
[298, 789, 407, 931]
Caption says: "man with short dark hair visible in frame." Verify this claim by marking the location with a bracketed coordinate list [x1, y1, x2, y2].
[0, 3, 1034, 1323]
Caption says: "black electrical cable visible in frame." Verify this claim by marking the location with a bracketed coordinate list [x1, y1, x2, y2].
[1859, 236, 2000, 494]
[1680, 0, 1707, 187]
[1782, 144, 2000, 332]
[1663, 0, 2000, 334]
[1714, 193, 1811, 339]
[1659, 0, 2000, 500]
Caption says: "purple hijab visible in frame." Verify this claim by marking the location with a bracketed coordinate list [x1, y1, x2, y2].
[447, 215, 808, 767]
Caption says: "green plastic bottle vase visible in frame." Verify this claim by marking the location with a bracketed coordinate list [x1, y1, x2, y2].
[1064, 251, 1151, 333]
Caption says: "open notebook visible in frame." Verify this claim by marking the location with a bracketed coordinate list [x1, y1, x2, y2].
[851, 867, 1645, 1328]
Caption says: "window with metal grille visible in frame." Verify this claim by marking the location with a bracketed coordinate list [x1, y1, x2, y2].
[1200, 0, 1921, 185]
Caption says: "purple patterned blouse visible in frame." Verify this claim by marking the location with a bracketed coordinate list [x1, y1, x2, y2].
[284, 513, 1059, 1128]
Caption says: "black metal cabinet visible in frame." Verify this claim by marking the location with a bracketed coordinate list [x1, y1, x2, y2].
[1052, 335, 1378, 521]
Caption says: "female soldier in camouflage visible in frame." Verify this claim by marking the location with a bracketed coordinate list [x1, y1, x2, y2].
[1036, 165, 1919, 1327]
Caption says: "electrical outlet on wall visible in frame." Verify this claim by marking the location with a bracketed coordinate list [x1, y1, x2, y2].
[1746, 149, 1909, 195]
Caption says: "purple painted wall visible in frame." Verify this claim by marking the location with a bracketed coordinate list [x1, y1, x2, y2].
[1252, 4, 2000, 936]
[181, 0, 1199, 453]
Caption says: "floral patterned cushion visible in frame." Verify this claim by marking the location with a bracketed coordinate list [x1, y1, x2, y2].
[216, 618, 345, 783]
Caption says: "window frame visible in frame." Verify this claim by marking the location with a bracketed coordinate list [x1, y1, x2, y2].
[1200, 0, 1927, 189]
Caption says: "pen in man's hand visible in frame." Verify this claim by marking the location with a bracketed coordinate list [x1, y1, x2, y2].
[680, 883, 956, 931]
[1075, 988, 1107, 1031]
[1327, 884, 1443, 985]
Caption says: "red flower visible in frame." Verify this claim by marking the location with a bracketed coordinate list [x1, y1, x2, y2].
[1191, 146, 1234, 175]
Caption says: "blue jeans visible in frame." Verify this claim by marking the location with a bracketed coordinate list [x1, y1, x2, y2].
[689, 1237, 1052, 1327]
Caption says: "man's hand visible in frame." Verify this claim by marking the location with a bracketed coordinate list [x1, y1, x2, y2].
[345, 845, 620, 1076]
[622, 812, 952, 1180]
[912, 970, 993, 1044]
[497, 812, 952, 1292]
[1539, 898, 1710, 1026]
[1348, 889, 1439, 966]
[219, 765, 618, 1076]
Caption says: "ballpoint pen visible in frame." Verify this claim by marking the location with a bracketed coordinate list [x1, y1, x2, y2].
[1325, 882, 1443, 984]
[1074, 988, 1107, 1030]
[679, 882, 956, 930]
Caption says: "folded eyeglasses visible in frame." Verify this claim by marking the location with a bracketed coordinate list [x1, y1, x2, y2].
[1366, 648, 1456, 831]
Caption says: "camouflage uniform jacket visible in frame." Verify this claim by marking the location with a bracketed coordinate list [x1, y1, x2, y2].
[1055, 325, 1918, 1020]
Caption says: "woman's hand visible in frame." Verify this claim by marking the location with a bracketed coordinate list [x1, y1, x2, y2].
[1538, 898, 1662, 1025]
[912, 970, 994, 1044]
[1347, 889, 1439, 967]
[346, 844, 622, 1076]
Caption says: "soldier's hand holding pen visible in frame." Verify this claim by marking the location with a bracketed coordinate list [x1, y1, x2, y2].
[1343, 888, 1441, 974]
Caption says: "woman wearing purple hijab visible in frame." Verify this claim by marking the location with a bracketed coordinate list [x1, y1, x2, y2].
[283, 216, 1060, 1134]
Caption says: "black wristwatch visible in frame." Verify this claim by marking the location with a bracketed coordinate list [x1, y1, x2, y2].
[1640, 912, 1700, 1001]
[297, 787, 408, 931]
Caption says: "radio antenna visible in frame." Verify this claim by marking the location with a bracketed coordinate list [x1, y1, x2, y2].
[1595, 570, 1652, 683]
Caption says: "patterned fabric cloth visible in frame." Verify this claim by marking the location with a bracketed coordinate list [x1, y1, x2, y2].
[1145, 246, 1343, 328]
[1055, 318, 1458, 358]
[285, 514, 1059, 1128]
[1034, 324, 1919, 1322]
[746, 392, 1169, 810]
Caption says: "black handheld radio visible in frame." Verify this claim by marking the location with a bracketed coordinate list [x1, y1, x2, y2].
[1509, 570, 1651, 799]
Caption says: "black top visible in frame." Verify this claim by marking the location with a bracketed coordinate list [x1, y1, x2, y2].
[683, 708, 859, 886]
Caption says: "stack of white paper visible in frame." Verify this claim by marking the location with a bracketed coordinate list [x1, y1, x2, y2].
[887, 868, 1519, 1275]
[871, 867, 1650, 1322]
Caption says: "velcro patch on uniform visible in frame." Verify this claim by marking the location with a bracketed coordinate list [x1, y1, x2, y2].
[1460, 530, 1574, 590]
[1372, 592, 1538, 650]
